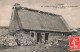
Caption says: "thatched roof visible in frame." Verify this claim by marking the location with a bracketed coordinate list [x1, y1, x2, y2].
[8, 3, 71, 34]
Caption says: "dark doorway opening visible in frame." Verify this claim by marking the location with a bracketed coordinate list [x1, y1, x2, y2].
[37, 33, 42, 43]
[45, 33, 49, 40]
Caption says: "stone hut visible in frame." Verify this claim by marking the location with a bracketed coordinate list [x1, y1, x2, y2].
[8, 3, 72, 43]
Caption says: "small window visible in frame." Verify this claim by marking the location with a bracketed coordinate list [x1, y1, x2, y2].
[31, 33, 34, 37]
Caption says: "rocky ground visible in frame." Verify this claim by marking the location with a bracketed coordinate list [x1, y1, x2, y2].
[0, 40, 80, 52]
[0, 28, 80, 52]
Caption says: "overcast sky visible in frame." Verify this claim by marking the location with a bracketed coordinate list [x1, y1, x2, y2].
[0, 0, 80, 28]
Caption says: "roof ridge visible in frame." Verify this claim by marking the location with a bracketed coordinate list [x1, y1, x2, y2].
[13, 3, 61, 16]
[19, 7, 61, 16]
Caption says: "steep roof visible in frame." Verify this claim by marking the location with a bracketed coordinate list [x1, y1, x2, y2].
[8, 4, 71, 34]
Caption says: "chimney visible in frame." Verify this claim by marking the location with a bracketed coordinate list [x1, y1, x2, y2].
[13, 3, 21, 10]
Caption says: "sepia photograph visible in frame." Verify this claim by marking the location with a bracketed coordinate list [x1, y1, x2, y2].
[0, 0, 80, 52]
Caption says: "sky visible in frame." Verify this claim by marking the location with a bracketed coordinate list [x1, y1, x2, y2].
[0, 0, 80, 28]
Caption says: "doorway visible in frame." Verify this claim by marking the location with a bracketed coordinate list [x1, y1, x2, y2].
[45, 33, 49, 40]
[37, 33, 42, 43]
